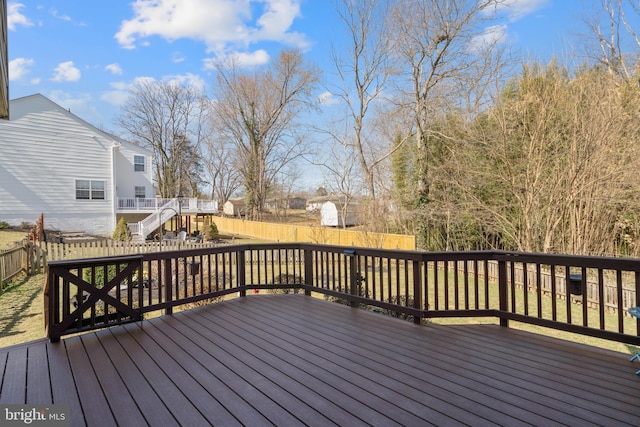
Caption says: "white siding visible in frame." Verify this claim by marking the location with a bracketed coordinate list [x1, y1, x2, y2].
[114, 142, 154, 200]
[0, 94, 153, 235]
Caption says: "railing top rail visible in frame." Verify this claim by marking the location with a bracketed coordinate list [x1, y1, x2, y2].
[48, 254, 144, 267]
[44, 243, 640, 269]
[493, 251, 640, 271]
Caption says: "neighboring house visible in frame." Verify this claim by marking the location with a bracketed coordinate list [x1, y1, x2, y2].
[223, 199, 246, 217]
[320, 201, 361, 227]
[265, 196, 307, 210]
[0, 94, 155, 235]
[287, 196, 307, 210]
[306, 195, 346, 212]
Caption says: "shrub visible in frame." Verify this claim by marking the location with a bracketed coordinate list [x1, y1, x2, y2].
[113, 218, 132, 241]
[203, 220, 219, 241]
[0, 221, 10, 229]
[82, 263, 128, 289]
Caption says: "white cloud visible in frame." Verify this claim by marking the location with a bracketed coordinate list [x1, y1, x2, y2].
[52, 61, 81, 82]
[48, 90, 101, 122]
[317, 90, 339, 106]
[49, 8, 72, 22]
[203, 49, 271, 69]
[105, 63, 124, 75]
[101, 73, 206, 107]
[9, 57, 34, 81]
[470, 24, 508, 52]
[172, 52, 185, 63]
[8, 2, 33, 31]
[166, 73, 207, 93]
[101, 81, 130, 106]
[492, 0, 549, 22]
[115, 0, 308, 53]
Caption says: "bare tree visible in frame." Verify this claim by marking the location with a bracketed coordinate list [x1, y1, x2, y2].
[117, 80, 207, 198]
[210, 49, 321, 220]
[329, 0, 394, 201]
[321, 135, 361, 229]
[389, 0, 502, 203]
[581, 0, 640, 81]
[202, 133, 242, 207]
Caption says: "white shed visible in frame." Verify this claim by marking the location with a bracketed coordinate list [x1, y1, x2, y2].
[320, 201, 360, 227]
[223, 199, 246, 217]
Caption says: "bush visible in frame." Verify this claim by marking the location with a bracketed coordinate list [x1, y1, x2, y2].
[82, 263, 128, 289]
[0, 221, 10, 229]
[113, 218, 132, 241]
[203, 220, 219, 241]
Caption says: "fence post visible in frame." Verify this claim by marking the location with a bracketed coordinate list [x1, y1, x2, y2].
[498, 257, 509, 327]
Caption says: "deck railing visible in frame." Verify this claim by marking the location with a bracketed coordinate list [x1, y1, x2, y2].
[44, 244, 640, 344]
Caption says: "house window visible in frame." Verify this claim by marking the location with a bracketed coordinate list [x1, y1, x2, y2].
[135, 186, 146, 199]
[75, 180, 105, 200]
[134, 155, 145, 172]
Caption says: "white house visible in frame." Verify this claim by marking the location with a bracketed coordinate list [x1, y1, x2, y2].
[0, 94, 155, 235]
[320, 201, 360, 227]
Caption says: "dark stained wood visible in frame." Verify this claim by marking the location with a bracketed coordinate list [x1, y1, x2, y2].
[2, 294, 640, 426]
[46, 340, 86, 427]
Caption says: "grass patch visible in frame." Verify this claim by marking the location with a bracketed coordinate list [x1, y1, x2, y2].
[0, 230, 27, 249]
[0, 273, 46, 347]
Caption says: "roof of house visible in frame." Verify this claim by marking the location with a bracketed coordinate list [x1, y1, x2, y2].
[8, 94, 152, 156]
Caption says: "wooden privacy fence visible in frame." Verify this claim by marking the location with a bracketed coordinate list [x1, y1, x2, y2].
[212, 216, 416, 250]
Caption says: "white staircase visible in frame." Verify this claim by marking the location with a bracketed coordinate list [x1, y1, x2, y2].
[130, 198, 182, 242]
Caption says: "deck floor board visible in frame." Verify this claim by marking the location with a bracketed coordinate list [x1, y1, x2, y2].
[1, 294, 640, 426]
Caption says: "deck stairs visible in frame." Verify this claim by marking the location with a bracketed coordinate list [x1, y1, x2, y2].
[130, 198, 181, 242]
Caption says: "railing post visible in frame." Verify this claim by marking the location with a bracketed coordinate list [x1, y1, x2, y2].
[304, 248, 313, 296]
[344, 249, 357, 307]
[498, 257, 509, 327]
[164, 258, 173, 315]
[413, 260, 422, 325]
[238, 250, 246, 297]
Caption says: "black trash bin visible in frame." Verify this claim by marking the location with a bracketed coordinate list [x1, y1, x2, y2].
[188, 260, 201, 276]
[568, 274, 582, 296]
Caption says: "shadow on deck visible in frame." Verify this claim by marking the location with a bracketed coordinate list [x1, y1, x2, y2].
[2, 294, 640, 426]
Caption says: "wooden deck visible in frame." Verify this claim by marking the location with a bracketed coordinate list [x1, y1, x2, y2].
[2, 294, 640, 426]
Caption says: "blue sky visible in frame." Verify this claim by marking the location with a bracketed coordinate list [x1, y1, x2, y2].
[6, 0, 596, 135]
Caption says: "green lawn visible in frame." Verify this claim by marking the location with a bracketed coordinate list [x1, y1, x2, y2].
[0, 273, 46, 347]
